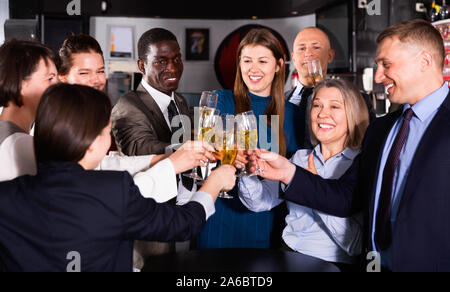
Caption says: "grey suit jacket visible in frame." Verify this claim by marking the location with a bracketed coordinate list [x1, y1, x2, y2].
[112, 84, 192, 156]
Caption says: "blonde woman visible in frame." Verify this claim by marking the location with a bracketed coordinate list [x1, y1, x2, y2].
[238, 79, 369, 271]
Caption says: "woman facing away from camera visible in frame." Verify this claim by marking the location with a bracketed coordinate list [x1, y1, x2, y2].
[0, 83, 236, 272]
[239, 79, 369, 271]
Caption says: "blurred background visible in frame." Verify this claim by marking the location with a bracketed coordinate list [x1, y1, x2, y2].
[1, 0, 446, 116]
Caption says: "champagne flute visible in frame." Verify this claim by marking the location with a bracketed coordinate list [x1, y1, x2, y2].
[307, 59, 323, 86]
[236, 111, 258, 177]
[214, 115, 237, 199]
[199, 91, 218, 109]
[198, 91, 218, 178]
[183, 107, 220, 181]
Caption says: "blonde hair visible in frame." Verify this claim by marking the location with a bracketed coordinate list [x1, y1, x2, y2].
[233, 28, 287, 156]
[309, 79, 369, 149]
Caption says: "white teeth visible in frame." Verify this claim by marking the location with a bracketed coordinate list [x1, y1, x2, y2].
[249, 76, 262, 81]
[319, 124, 334, 129]
[385, 84, 394, 95]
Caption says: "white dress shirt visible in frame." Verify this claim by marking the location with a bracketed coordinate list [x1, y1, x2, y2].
[141, 79, 185, 153]
[141, 79, 176, 129]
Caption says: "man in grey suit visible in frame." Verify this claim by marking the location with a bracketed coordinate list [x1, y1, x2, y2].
[111, 28, 193, 269]
[286, 27, 375, 149]
[112, 28, 191, 156]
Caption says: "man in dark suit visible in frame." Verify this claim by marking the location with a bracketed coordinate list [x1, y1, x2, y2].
[112, 28, 192, 156]
[251, 19, 450, 272]
[286, 27, 376, 149]
[111, 28, 195, 266]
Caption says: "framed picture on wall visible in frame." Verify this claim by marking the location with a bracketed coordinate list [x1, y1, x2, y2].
[185, 28, 209, 61]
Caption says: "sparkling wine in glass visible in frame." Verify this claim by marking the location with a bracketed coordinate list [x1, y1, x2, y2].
[307, 59, 323, 86]
[236, 110, 259, 177]
[215, 115, 237, 199]
[183, 107, 220, 181]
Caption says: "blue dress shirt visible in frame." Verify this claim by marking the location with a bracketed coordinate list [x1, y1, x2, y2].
[239, 145, 364, 263]
[372, 83, 449, 269]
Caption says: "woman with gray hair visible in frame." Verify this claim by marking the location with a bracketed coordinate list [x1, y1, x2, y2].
[238, 78, 369, 271]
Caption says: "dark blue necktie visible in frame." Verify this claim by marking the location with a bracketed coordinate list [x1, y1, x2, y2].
[375, 108, 414, 251]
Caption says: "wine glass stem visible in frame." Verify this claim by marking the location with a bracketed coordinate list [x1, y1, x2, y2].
[204, 160, 210, 179]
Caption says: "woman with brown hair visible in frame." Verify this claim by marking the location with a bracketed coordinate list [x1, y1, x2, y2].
[0, 83, 236, 272]
[197, 28, 305, 249]
[239, 79, 369, 271]
[58, 33, 106, 91]
[0, 40, 59, 181]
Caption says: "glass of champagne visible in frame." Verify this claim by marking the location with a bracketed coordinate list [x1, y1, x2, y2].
[214, 115, 237, 199]
[198, 91, 218, 178]
[199, 91, 218, 109]
[307, 59, 323, 86]
[183, 107, 220, 181]
[236, 111, 258, 177]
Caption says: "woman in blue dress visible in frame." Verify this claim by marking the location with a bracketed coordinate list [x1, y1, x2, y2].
[197, 28, 305, 249]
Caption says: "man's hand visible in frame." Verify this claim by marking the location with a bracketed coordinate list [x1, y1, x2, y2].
[169, 141, 216, 174]
[248, 149, 296, 185]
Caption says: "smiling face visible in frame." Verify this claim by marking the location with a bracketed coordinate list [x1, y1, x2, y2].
[59, 52, 106, 91]
[291, 28, 334, 86]
[374, 37, 425, 105]
[310, 86, 348, 149]
[21, 58, 58, 113]
[239, 44, 281, 97]
[138, 40, 183, 96]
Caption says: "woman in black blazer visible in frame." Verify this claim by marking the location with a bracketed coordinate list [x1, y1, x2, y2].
[0, 83, 236, 272]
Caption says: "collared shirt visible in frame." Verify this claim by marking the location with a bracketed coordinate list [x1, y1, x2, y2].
[239, 144, 364, 263]
[140, 79, 176, 128]
[288, 84, 304, 107]
[372, 83, 449, 269]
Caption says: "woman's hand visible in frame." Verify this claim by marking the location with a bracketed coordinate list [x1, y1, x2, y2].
[169, 141, 216, 174]
[234, 150, 249, 170]
[200, 165, 237, 201]
[248, 149, 296, 185]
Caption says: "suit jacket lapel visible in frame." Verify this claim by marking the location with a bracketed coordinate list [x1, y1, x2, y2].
[136, 84, 172, 140]
[397, 91, 450, 215]
[284, 87, 296, 101]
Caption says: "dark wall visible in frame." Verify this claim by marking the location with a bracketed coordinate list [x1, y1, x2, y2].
[9, 0, 340, 19]
[354, 0, 427, 92]
[9, 0, 40, 19]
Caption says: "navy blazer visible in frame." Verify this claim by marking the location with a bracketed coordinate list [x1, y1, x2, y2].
[282, 90, 450, 271]
[0, 162, 206, 272]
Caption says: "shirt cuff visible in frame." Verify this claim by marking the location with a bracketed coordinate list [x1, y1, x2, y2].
[189, 191, 216, 220]
[164, 143, 183, 154]
[133, 158, 177, 203]
[98, 153, 154, 176]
